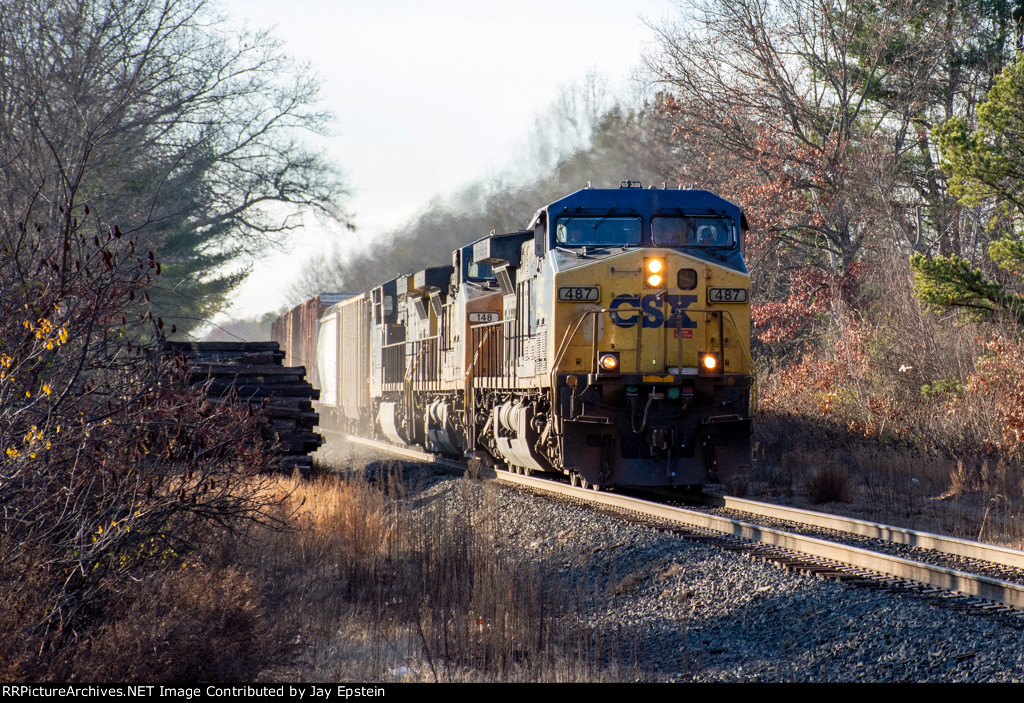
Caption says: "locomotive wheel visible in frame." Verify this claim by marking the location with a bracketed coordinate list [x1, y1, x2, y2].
[570, 473, 579, 488]
[579, 475, 590, 490]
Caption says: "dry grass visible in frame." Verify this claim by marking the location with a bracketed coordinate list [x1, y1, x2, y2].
[748, 424, 1024, 548]
[241, 451, 633, 682]
[1, 542, 291, 682]
[65, 566, 282, 682]
[2, 446, 640, 682]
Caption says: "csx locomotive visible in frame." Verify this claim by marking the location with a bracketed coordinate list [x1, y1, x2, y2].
[282, 182, 753, 489]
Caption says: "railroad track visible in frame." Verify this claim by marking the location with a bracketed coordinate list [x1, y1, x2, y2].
[338, 433, 1024, 613]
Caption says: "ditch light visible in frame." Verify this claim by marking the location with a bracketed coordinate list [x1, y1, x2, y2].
[598, 351, 620, 372]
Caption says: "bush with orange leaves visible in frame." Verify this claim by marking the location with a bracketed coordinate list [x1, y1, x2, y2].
[961, 334, 1024, 459]
[759, 305, 1024, 471]
[758, 318, 888, 437]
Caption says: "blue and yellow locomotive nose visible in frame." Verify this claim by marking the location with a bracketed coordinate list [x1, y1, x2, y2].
[550, 246, 753, 488]
[551, 248, 752, 379]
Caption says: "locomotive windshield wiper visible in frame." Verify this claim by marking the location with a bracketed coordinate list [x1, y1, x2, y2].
[589, 208, 618, 234]
[555, 246, 585, 258]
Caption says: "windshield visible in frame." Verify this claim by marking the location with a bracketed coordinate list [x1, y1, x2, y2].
[555, 216, 642, 246]
[652, 216, 734, 247]
[467, 259, 494, 280]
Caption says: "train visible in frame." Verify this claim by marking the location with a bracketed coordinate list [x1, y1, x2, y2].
[274, 181, 754, 489]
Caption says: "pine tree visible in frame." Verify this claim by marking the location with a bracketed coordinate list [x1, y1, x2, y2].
[912, 54, 1024, 325]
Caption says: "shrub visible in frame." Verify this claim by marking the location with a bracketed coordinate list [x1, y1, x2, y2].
[804, 464, 853, 504]
[0, 213, 284, 674]
[64, 566, 279, 682]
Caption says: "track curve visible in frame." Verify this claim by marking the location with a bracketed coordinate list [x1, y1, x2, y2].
[337, 433, 1024, 610]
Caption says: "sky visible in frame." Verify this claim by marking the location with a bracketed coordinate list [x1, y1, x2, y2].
[219, 0, 681, 319]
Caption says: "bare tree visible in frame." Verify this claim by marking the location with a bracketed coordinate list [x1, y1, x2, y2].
[646, 0, 938, 272]
[0, 0, 349, 331]
[647, 0, 1024, 268]
[0, 209, 284, 654]
[0, 0, 303, 662]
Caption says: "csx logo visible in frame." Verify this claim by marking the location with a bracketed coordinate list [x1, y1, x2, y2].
[609, 293, 698, 329]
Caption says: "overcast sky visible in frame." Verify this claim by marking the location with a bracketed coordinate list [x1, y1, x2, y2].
[219, 0, 680, 318]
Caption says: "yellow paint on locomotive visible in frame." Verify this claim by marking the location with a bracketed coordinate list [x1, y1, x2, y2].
[461, 291, 503, 379]
[549, 249, 752, 377]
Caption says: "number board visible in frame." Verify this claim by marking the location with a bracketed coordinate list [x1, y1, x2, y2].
[708, 288, 748, 303]
[468, 312, 500, 323]
[558, 286, 600, 302]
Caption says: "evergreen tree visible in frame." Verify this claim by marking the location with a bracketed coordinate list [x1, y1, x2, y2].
[0, 0, 349, 334]
[912, 54, 1024, 325]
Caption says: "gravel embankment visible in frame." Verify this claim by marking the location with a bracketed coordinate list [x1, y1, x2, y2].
[385, 460, 1024, 683]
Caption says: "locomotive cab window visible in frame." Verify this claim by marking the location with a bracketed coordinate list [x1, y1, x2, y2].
[467, 259, 494, 281]
[555, 216, 642, 247]
[652, 216, 735, 248]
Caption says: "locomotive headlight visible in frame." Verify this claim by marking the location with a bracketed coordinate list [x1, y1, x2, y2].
[645, 257, 666, 288]
[700, 353, 719, 372]
[598, 351, 620, 372]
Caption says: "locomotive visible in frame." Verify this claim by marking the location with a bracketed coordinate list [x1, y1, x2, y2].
[280, 182, 754, 489]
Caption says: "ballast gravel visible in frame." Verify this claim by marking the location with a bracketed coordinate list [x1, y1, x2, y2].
[387, 462, 1024, 683]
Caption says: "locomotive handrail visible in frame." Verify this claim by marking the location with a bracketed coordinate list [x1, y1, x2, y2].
[549, 308, 608, 383]
[465, 317, 518, 383]
[462, 319, 511, 454]
[380, 339, 406, 386]
[402, 335, 441, 383]
[464, 319, 504, 379]
[464, 324, 494, 455]
[404, 337, 435, 440]
[721, 308, 758, 412]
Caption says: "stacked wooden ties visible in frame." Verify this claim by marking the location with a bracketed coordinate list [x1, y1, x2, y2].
[166, 341, 323, 472]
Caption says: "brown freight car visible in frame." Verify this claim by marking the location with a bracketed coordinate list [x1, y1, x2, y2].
[270, 293, 355, 391]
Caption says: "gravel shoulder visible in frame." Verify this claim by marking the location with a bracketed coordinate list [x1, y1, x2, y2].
[312, 442, 1024, 682]
[455, 471, 1024, 682]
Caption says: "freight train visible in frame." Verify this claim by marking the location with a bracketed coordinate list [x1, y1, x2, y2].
[275, 182, 754, 489]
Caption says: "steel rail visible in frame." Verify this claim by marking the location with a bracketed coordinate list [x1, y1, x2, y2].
[708, 495, 1024, 570]
[340, 434, 1024, 609]
[343, 434, 468, 471]
[506, 472, 1024, 609]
